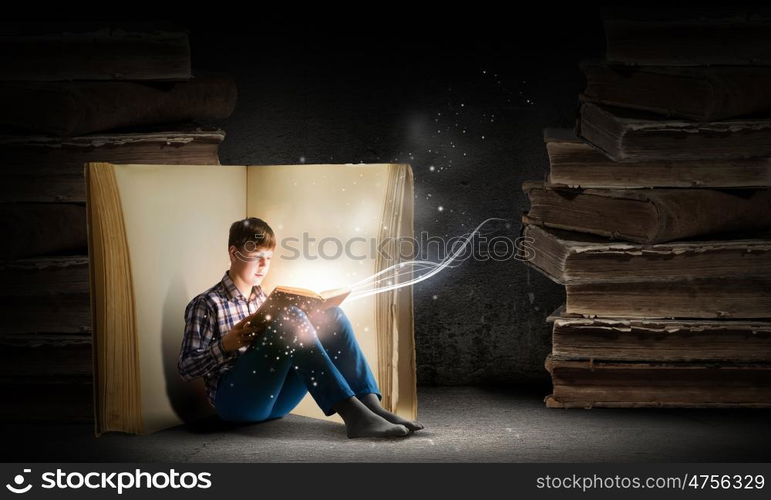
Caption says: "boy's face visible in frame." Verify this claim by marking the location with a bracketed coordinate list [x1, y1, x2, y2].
[229, 244, 273, 289]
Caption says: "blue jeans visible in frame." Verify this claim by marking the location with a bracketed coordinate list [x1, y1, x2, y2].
[214, 305, 381, 422]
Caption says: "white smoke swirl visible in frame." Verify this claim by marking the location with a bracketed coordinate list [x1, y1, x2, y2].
[345, 217, 507, 302]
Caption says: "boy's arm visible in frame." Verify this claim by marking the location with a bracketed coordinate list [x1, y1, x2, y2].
[177, 297, 232, 382]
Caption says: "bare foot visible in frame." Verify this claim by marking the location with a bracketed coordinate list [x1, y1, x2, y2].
[358, 393, 425, 432]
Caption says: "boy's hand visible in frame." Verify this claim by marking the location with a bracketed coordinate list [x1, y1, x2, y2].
[221, 314, 262, 352]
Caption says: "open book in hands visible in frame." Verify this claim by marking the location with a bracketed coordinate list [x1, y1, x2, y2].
[243, 286, 351, 337]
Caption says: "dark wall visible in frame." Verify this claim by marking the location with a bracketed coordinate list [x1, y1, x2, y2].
[4, 7, 606, 386]
[183, 11, 606, 387]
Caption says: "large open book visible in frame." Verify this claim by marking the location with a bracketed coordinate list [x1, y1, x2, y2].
[85, 162, 416, 435]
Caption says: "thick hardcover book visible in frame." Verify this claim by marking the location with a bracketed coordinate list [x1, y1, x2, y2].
[544, 129, 771, 189]
[0, 203, 86, 259]
[545, 355, 771, 408]
[0, 256, 90, 336]
[551, 313, 771, 363]
[86, 162, 416, 435]
[0, 256, 92, 422]
[0, 77, 237, 136]
[520, 225, 771, 319]
[523, 181, 771, 244]
[521, 224, 771, 284]
[564, 279, 771, 320]
[580, 62, 771, 121]
[578, 102, 771, 161]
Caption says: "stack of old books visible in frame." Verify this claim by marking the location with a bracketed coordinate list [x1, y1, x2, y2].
[0, 23, 237, 422]
[521, 9, 771, 408]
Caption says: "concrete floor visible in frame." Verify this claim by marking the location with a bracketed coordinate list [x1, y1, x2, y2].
[3, 386, 771, 462]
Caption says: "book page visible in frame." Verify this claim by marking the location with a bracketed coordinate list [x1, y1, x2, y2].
[113, 164, 246, 433]
[246, 164, 391, 422]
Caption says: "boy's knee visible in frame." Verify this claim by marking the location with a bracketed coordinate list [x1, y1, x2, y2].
[319, 306, 347, 328]
[287, 305, 304, 314]
[314, 307, 356, 344]
[276, 305, 319, 340]
[276, 305, 311, 327]
[284, 305, 309, 320]
[327, 306, 345, 320]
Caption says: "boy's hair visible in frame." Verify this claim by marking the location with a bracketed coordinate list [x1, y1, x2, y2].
[228, 217, 276, 252]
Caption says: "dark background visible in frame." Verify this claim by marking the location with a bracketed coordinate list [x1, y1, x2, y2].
[7, 7, 771, 465]
[8, 7, 607, 388]
[183, 10, 605, 387]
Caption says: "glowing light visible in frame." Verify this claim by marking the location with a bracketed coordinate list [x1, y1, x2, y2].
[346, 217, 506, 302]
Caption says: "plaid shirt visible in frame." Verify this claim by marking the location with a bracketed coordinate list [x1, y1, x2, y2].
[178, 270, 267, 407]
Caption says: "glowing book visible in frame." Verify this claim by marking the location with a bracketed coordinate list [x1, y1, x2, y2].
[261, 286, 349, 312]
[243, 286, 351, 333]
[85, 162, 416, 435]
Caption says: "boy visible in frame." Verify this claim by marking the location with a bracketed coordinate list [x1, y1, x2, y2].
[177, 217, 423, 438]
